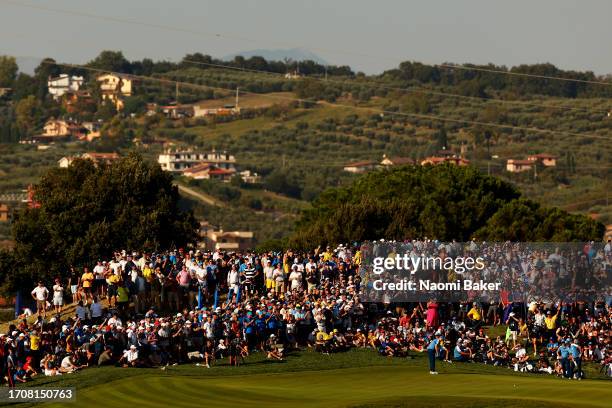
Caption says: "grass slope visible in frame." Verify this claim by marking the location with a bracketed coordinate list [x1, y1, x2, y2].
[14, 349, 610, 408]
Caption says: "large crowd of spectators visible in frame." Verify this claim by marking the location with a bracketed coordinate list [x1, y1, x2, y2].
[1, 241, 611, 386]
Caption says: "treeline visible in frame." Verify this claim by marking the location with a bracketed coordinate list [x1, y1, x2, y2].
[84, 51, 354, 78]
[381, 61, 612, 98]
[288, 165, 604, 248]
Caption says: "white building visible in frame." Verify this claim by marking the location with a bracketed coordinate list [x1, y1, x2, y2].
[239, 170, 261, 184]
[47, 74, 84, 99]
[158, 149, 236, 172]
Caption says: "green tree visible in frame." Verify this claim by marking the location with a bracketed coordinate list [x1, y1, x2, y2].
[289, 165, 603, 248]
[4, 154, 198, 293]
[477, 199, 604, 241]
[14, 95, 42, 134]
[0, 55, 18, 88]
[88, 50, 132, 73]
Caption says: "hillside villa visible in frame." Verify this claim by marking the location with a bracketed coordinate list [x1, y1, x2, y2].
[421, 156, 470, 166]
[182, 163, 236, 182]
[32, 119, 77, 143]
[239, 170, 262, 184]
[199, 222, 254, 251]
[506, 159, 535, 173]
[58, 152, 120, 168]
[526, 153, 557, 167]
[158, 149, 236, 172]
[47, 74, 84, 99]
[507, 153, 556, 173]
[96, 73, 133, 110]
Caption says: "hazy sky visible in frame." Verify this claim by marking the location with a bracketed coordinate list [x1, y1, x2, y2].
[1, 0, 610, 74]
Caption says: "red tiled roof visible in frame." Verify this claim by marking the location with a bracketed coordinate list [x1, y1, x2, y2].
[208, 168, 235, 175]
[183, 163, 213, 174]
[387, 157, 414, 165]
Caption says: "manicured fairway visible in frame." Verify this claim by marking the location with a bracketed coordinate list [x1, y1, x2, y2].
[45, 363, 611, 408]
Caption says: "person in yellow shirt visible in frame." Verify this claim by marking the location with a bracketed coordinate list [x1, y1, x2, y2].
[30, 331, 40, 351]
[467, 302, 483, 329]
[315, 330, 333, 353]
[322, 246, 333, 262]
[544, 302, 562, 339]
[106, 273, 120, 307]
[353, 249, 362, 266]
[142, 264, 154, 282]
[81, 267, 94, 303]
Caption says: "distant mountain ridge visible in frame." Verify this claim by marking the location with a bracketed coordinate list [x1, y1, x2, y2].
[223, 48, 328, 64]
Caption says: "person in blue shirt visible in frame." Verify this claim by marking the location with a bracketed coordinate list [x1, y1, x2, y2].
[243, 312, 256, 350]
[557, 339, 572, 378]
[427, 332, 442, 374]
[570, 340, 582, 380]
[546, 337, 558, 355]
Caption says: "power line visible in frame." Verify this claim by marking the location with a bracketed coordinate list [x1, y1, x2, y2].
[46, 61, 612, 141]
[179, 59, 611, 115]
[4, 0, 612, 87]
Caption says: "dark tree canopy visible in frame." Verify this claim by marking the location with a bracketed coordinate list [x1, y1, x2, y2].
[2, 153, 198, 293]
[289, 165, 604, 248]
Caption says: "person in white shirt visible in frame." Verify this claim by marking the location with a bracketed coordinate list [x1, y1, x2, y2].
[31, 282, 49, 317]
[264, 261, 275, 292]
[52, 278, 65, 314]
[121, 345, 139, 367]
[93, 261, 106, 297]
[288, 265, 303, 291]
[108, 313, 122, 328]
[273, 265, 285, 294]
[60, 353, 82, 373]
[227, 265, 240, 304]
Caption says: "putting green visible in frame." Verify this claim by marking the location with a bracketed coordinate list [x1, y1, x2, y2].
[47, 366, 612, 408]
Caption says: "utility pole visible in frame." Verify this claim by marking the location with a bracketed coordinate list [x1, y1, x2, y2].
[175, 82, 179, 104]
[235, 87, 240, 109]
[324, 65, 328, 81]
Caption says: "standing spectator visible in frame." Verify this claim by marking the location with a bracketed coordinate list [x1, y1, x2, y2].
[81, 267, 94, 304]
[227, 265, 240, 305]
[289, 265, 303, 292]
[93, 261, 106, 298]
[273, 264, 285, 294]
[31, 281, 49, 318]
[67, 266, 80, 304]
[52, 278, 65, 315]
